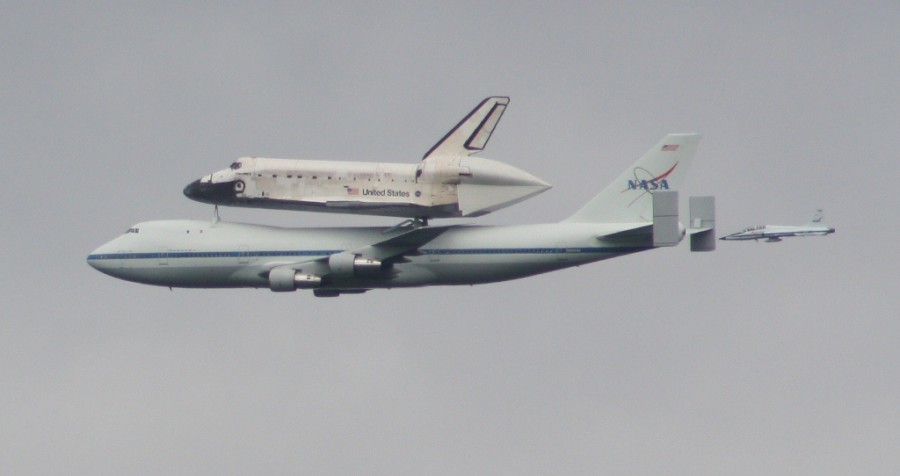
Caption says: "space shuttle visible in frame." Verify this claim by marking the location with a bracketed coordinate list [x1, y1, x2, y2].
[183, 97, 551, 220]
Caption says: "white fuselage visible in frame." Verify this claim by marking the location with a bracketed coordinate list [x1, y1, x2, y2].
[720, 224, 835, 242]
[87, 219, 662, 292]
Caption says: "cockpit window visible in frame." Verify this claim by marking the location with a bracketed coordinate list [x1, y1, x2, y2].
[125, 227, 140, 234]
[230, 161, 242, 170]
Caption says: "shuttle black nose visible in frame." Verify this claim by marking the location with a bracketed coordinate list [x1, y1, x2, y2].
[183, 179, 203, 199]
[183, 178, 239, 204]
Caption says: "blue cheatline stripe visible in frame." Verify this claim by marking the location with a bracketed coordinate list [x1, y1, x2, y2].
[420, 246, 650, 255]
[86, 246, 651, 261]
[86, 250, 341, 260]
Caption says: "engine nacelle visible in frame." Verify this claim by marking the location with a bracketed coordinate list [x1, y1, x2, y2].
[328, 252, 384, 277]
[268, 268, 322, 292]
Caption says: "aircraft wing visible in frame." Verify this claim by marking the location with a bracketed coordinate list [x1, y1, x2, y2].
[265, 225, 455, 276]
[353, 225, 456, 260]
[423, 97, 509, 159]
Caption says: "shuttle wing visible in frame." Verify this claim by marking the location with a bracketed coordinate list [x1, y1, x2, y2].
[423, 96, 509, 159]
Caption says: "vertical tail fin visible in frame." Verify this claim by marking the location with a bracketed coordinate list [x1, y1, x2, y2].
[422, 97, 510, 159]
[809, 209, 824, 224]
[564, 133, 701, 223]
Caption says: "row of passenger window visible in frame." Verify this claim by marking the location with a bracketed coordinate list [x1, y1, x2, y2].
[255, 174, 410, 182]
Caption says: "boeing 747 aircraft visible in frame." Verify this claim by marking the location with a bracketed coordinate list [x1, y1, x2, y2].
[183, 97, 551, 220]
[720, 210, 834, 242]
[88, 134, 715, 297]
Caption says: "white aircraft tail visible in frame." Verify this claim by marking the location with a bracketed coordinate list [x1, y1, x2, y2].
[564, 133, 701, 223]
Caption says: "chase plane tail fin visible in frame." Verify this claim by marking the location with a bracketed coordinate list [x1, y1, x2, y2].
[809, 209, 825, 224]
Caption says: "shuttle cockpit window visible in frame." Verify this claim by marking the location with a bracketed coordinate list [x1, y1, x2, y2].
[230, 161, 242, 170]
[125, 227, 140, 234]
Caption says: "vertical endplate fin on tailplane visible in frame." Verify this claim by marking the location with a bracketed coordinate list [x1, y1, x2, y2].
[689, 196, 716, 252]
[653, 190, 680, 247]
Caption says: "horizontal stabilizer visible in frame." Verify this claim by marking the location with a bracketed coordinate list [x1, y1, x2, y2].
[653, 191, 680, 247]
[423, 97, 509, 159]
[601, 224, 653, 241]
[689, 196, 716, 252]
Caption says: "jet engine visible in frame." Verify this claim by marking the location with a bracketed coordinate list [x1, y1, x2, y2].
[268, 268, 322, 292]
[328, 252, 384, 277]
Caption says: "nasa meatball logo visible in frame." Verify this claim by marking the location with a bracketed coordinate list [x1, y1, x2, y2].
[624, 163, 678, 192]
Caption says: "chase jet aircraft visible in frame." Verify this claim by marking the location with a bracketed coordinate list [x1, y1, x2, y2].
[720, 209, 834, 242]
[183, 97, 550, 220]
[89, 134, 714, 297]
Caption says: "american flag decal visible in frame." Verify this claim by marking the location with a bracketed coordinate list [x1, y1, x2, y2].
[346, 187, 359, 196]
[661, 144, 679, 151]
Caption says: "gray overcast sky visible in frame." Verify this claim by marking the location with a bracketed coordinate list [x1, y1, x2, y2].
[3, 2, 899, 474]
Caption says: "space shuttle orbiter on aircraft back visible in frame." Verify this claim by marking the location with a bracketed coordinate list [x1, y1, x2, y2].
[183, 97, 551, 219]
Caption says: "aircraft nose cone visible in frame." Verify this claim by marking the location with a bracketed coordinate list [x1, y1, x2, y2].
[86, 241, 116, 274]
[183, 178, 239, 204]
[183, 179, 202, 199]
[86, 251, 100, 270]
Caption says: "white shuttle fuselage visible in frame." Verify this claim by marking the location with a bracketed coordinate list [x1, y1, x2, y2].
[184, 153, 550, 218]
[183, 97, 551, 219]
